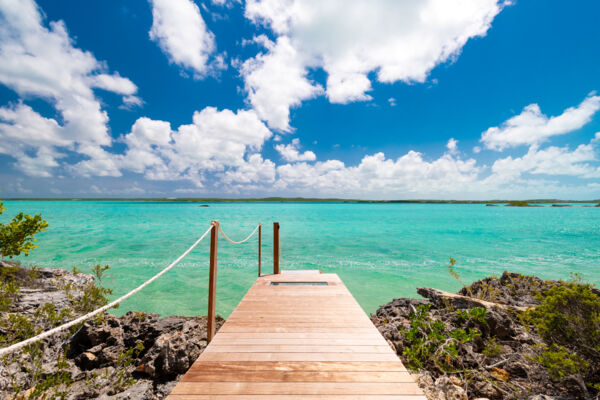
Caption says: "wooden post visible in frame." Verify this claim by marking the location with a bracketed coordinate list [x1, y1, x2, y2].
[207, 220, 218, 343]
[258, 224, 262, 277]
[273, 222, 280, 274]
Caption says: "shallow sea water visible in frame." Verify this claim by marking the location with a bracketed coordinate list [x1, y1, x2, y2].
[2, 200, 599, 318]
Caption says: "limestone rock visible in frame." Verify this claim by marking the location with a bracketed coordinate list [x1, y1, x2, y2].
[434, 376, 468, 400]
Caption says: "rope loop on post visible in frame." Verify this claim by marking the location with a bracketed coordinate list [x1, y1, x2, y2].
[218, 224, 261, 244]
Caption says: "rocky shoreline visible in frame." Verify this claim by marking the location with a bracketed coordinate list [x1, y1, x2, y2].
[372, 272, 600, 400]
[2, 264, 598, 400]
[0, 263, 224, 399]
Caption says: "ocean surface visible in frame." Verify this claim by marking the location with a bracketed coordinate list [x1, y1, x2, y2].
[2, 200, 599, 318]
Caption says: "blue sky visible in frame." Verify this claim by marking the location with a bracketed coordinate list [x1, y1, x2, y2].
[0, 0, 599, 199]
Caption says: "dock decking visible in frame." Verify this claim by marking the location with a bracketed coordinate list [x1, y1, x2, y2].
[167, 270, 425, 399]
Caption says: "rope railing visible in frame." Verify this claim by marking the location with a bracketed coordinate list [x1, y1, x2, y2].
[0, 220, 280, 356]
[218, 224, 260, 244]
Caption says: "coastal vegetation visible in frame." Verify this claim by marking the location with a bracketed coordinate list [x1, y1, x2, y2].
[0, 200, 48, 260]
[0, 261, 223, 399]
[0, 201, 222, 398]
[373, 267, 600, 399]
[505, 201, 534, 207]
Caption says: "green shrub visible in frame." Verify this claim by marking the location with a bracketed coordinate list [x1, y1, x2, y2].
[0, 201, 48, 259]
[401, 304, 485, 372]
[523, 276, 600, 395]
[482, 337, 504, 358]
[523, 278, 600, 359]
[0, 278, 19, 312]
[535, 345, 589, 381]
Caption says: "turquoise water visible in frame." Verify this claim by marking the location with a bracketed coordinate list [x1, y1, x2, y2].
[2, 201, 599, 318]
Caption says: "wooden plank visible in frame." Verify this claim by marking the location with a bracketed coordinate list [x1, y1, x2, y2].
[209, 338, 388, 346]
[167, 396, 427, 400]
[166, 271, 423, 398]
[181, 371, 414, 382]
[212, 332, 386, 340]
[217, 326, 379, 333]
[186, 362, 407, 372]
[170, 382, 424, 395]
[204, 345, 392, 353]
[198, 352, 400, 362]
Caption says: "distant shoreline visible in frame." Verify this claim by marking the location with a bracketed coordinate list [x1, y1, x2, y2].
[2, 197, 599, 204]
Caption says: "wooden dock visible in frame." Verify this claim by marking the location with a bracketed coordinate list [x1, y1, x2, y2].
[167, 270, 425, 399]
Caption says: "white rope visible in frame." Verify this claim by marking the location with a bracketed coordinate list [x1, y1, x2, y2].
[0, 224, 214, 357]
[218, 223, 261, 244]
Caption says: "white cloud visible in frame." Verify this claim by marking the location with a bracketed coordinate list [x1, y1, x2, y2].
[0, 103, 65, 177]
[275, 138, 316, 162]
[275, 150, 480, 197]
[240, 36, 323, 131]
[488, 142, 600, 183]
[446, 138, 458, 155]
[149, 0, 216, 76]
[90, 73, 137, 95]
[243, 0, 507, 124]
[388, 97, 397, 107]
[481, 93, 600, 151]
[222, 154, 276, 184]
[119, 107, 272, 186]
[0, 0, 140, 176]
[211, 0, 241, 6]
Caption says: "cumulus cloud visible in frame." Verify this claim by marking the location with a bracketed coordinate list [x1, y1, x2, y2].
[275, 138, 316, 162]
[242, 0, 507, 127]
[0, 0, 140, 176]
[487, 142, 600, 184]
[118, 108, 272, 186]
[481, 93, 600, 151]
[275, 151, 480, 197]
[222, 154, 276, 185]
[149, 0, 217, 76]
[240, 36, 323, 131]
[446, 138, 459, 155]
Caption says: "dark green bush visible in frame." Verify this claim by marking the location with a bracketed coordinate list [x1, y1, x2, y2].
[401, 304, 485, 372]
[523, 276, 600, 395]
[524, 279, 600, 358]
[0, 200, 48, 259]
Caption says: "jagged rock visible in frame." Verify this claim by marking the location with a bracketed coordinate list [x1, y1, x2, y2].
[472, 379, 500, 399]
[373, 272, 588, 399]
[1, 265, 225, 400]
[96, 380, 153, 400]
[459, 271, 556, 308]
[434, 376, 468, 400]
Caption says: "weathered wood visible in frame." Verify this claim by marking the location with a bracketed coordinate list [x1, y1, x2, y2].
[181, 370, 414, 382]
[417, 286, 529, 312]
[170, 382, 424, 395]
[273, 222, 280, 274]
[167, 395, 427, 400]
[207, 221, 219, 343]
[167, 271, 423, 398]
[258, 224, 262, 277]
[183, 361, 408, 372]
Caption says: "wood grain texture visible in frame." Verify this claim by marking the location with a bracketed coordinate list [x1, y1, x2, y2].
[167, 396, 427, 400]
[166, 271, 423, 398]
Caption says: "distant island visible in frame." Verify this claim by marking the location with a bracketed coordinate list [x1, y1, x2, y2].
[3, 197, 600, 205]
